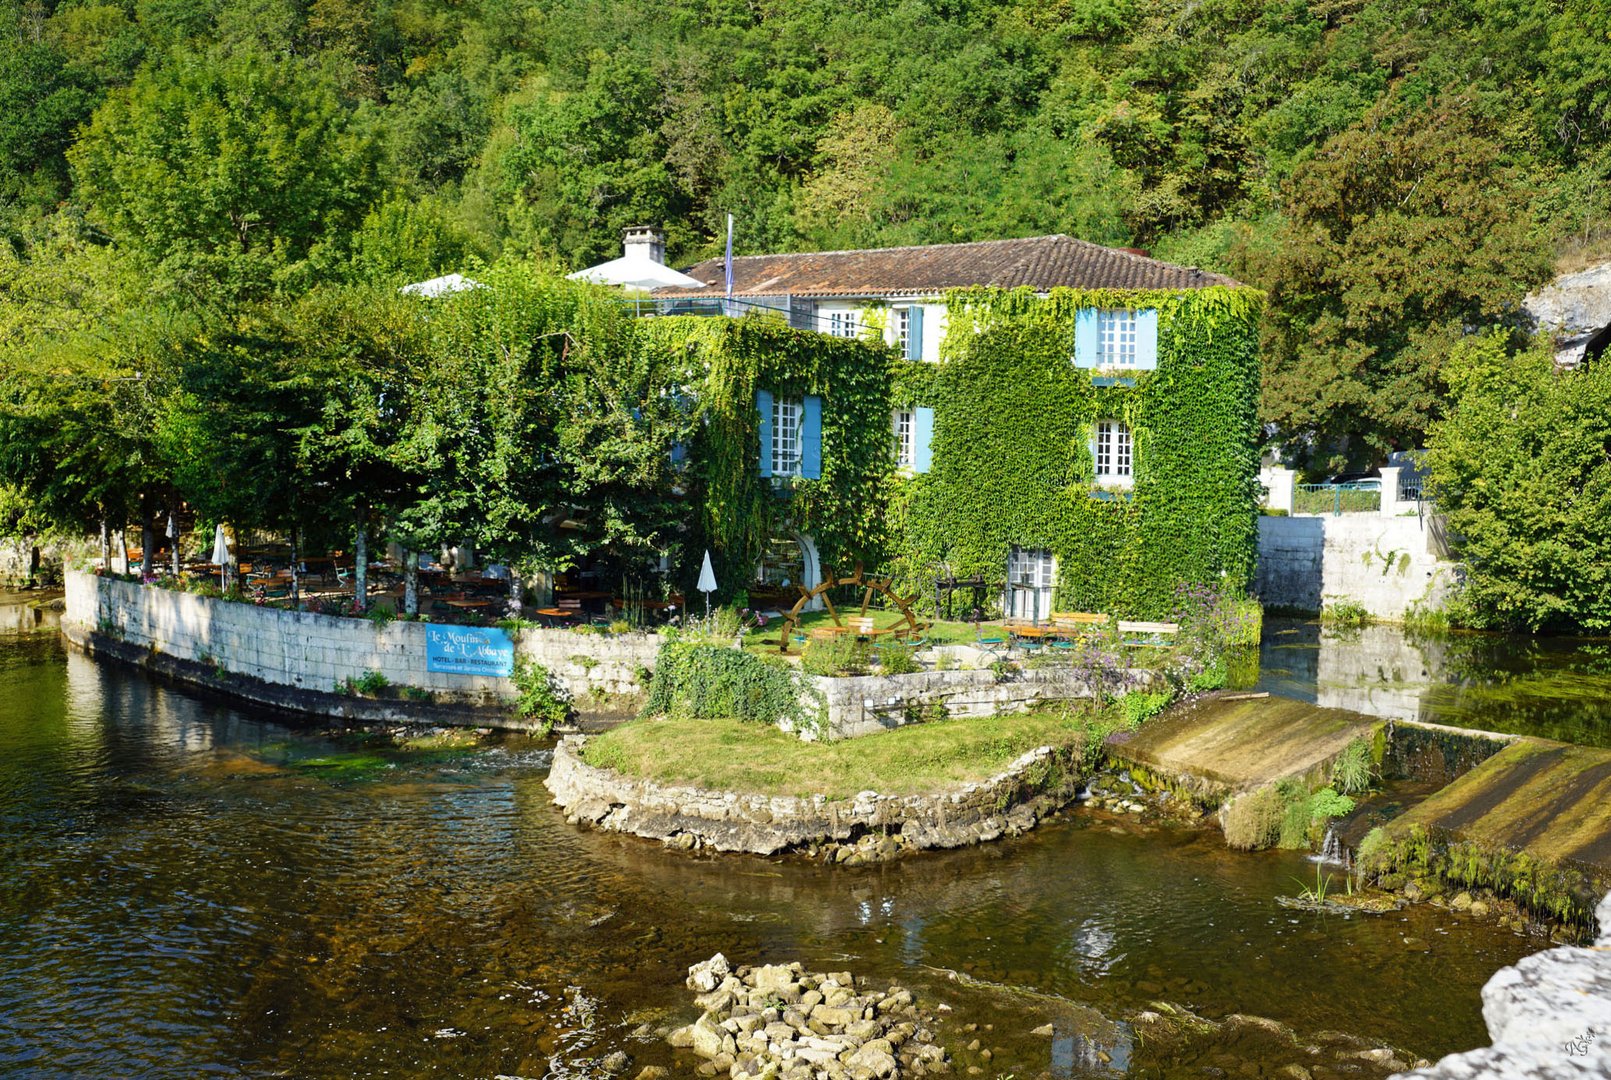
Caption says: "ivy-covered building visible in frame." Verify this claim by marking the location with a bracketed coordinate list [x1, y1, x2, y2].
[649, 234, 1263, 620]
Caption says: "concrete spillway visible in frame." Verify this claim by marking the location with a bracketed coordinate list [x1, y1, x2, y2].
[1106, 692, 1382, 803]
[1386, 737, 1611, 877]
[1109, 690, 1611, 928]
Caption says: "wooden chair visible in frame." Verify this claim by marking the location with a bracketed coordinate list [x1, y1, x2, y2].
[974, 622, 1007, 660]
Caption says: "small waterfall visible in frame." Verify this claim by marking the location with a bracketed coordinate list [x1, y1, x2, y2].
[1313, 826, 1352, 869]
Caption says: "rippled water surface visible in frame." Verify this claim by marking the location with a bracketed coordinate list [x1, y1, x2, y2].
[0, 607, 1544, 1078]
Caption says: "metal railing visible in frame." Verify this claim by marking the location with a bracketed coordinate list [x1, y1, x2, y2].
[1293, 481, 1382, 516]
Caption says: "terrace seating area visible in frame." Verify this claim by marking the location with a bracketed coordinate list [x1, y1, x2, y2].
[103, 539, 687, 629]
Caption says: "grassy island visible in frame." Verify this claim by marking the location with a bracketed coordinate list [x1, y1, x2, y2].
[579, 707, 1103, 801]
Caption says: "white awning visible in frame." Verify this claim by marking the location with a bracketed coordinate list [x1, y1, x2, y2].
[400, 273, 483, 298]
[568, 256, 705, 291]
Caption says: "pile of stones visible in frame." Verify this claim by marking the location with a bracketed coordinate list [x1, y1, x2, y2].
[668, 954, 951, 1080]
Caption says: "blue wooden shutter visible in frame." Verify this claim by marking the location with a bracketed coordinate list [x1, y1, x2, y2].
[1136, 309, 1159, 370]
[906, 305, 925, 360]
[1074, 308, 1099, 368]
[756, 389, 773, 477]
[913, 406, 934, 473]
[801, 395, 823, 479]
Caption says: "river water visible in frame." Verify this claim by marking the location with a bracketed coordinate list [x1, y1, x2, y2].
[0, 600, 1549, 1078]
[1258, 617, 1611, 747]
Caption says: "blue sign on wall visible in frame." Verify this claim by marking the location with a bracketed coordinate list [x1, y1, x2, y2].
[425, 625, 515, 677]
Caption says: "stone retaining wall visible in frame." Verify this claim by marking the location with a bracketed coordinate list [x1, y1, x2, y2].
[545, 736, 1085, 857]
[808, 666, 1109, 739]
[1256, 514, 1457, 619]
[64, 570, 659, 706]
[1393, 892, 1611, 1079]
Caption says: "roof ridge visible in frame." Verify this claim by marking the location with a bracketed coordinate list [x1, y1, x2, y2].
[716, 234, 1075, 262]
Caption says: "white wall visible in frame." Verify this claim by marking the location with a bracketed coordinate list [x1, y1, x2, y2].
[1255, 515, 1458, 619]
[65, 571, 659, 702]
[812, 297, 947, 361]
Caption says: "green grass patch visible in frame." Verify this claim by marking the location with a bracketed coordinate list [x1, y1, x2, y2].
[581, 707, 1100, 799]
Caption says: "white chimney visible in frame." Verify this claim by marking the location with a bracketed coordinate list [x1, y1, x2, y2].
[623, 226, 666, 265]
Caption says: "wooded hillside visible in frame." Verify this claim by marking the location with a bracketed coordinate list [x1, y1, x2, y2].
[2, 0, 1607, 466]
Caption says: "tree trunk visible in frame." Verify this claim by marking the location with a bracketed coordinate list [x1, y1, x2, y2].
[140, 497, 154, 579]
[289, 525, 301, 610]
[508, 569, 523, 619]
[404, 549, 419, 617]
[99, 518, 110, 573]
[354, 523, 368, 613]
[117, 524, 129, 575]
[28, 544, 40, 581]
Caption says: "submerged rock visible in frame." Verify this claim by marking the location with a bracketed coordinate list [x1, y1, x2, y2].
[1126, 1001, 1417, 1079]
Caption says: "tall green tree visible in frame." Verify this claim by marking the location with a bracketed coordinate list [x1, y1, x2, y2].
[1248, 94, 1550, 470]
[1427, 331, 1611, 633]
[69, 46, 383, 299]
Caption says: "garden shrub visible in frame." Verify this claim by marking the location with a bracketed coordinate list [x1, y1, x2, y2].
[511, 657, 572, 736]
[1278, 785, 1355, 849]
[338, 670, 390, 696]
[801, 635, 870, 677]
[1119, 689, 1171, 728]
[644, 640, 815, 730]
[877, 643, 920, 675]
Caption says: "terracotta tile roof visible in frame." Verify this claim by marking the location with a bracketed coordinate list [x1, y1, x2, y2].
[651, 234, 1240, 298]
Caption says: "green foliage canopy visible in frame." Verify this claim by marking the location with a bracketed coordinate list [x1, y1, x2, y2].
[1427, 332, 1611, 633]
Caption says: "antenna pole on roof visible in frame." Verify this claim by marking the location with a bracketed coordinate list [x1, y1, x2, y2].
[724, 213, 734, 318]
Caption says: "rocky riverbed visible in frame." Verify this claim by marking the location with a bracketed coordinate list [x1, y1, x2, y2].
[666, 955, 951, 1079]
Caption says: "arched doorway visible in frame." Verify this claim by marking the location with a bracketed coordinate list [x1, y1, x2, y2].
[751, 532, 823, 612]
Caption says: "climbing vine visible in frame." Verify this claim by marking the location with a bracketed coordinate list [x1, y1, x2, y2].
[638, 317, 894, 594]
[893, 285, 1263, 619]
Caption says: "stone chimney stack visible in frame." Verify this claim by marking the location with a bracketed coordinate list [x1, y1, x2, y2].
[623, 226, 666, 265]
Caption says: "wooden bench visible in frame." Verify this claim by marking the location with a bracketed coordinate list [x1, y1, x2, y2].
[1052, 610, 1107, 629]
[1117, 619, 1180, 648]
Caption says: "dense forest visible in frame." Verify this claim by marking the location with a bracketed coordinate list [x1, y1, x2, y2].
[1, 0, 1608, 475]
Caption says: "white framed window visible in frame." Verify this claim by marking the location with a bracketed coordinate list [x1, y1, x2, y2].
[1099, 310, 1138, 367]
[772, 396, 803, 476]
[893, 409, 915, 468]
[893, 308, 911, 355]
[828, 311, 859, 339]
[1095, 419, 1132, 482]
[1007, 546, 1056, 621]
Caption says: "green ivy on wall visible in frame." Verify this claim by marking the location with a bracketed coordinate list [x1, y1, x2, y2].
[894, 285, 1263, 619]
[638, 317, 894, 593]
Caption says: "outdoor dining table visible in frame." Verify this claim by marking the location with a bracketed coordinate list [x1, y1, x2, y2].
[535, 607, 580, 627]
[444, 598, 493, 611]
[1008, 624, 1057, 641]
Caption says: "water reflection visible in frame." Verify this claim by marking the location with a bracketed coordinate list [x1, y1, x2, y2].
[1259, 617, 1611, 747]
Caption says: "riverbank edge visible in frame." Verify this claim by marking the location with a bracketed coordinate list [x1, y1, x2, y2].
[544, 736, 1087, 859]
[60, 620, 568, 730]
[1394, 891, 1611, 1079]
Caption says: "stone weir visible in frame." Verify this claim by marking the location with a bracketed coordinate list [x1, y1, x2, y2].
[1369, 735, 1611, 929]
[1105, 692, 1385, 806]
[1106, 690, 1611, 930]
[545, 736, 1086, 861]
